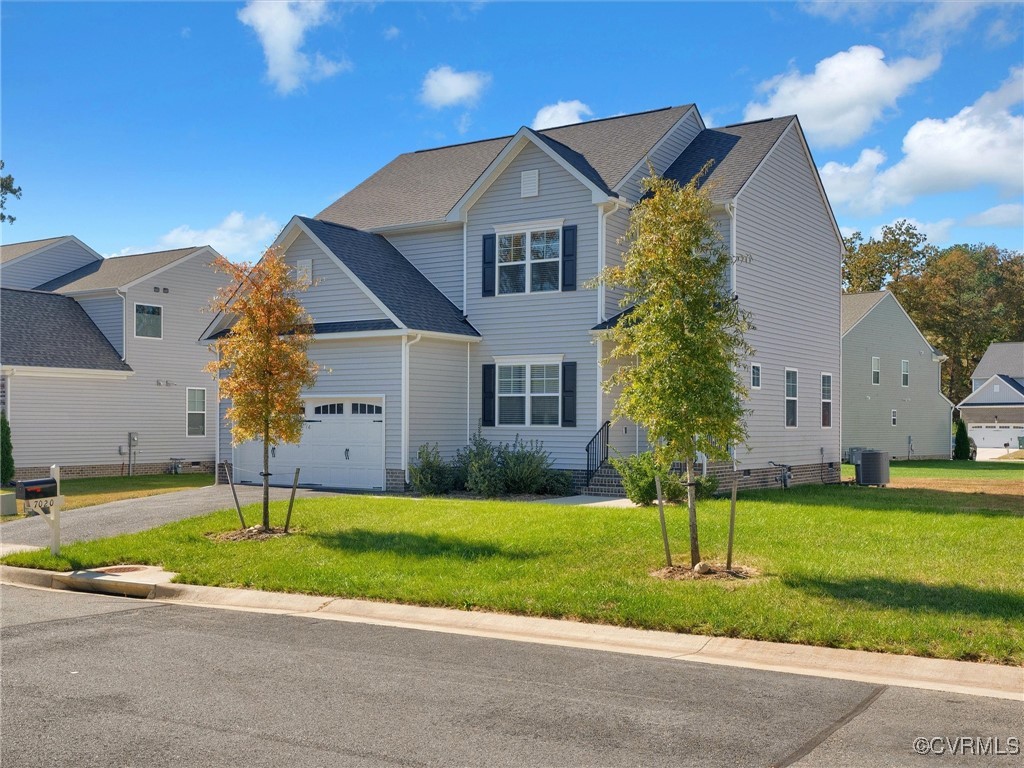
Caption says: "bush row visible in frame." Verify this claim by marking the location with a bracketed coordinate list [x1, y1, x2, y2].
[610, 451, 719, 506]
[410, 432, 574, 497]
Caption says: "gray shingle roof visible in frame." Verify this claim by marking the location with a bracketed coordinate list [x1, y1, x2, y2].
[1, 236, 71, 264]
[663, 117, 796, 202]
[972, 341, 1024, 379]
[299, 217, 479, 338]
[841, 291, 889, 336]
[36, 247, 203, 292]
[317, 106, 695, 231]
[0, 288, 132, 371]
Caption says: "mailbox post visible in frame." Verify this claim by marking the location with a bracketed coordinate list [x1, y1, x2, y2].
[16, 475, 63, 555]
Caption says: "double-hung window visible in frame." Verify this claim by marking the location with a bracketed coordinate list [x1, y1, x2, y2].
[891, 409, 898, 426]
[751, 364, 761, 389]
[820, 373, 832, 428]
[901, 359, 909, 387]
[135, 303, 162, 339]
[497, 224, 560, 295]
[186, 388, 206, 437]
[497, 361, 560, 426]
[785, 369, 798, 427]
[871, 356, 880, 385]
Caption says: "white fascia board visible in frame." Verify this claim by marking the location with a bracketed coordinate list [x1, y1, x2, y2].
[957, 375, 1024, 407]
[445, 128, 616, 223]
[313, 329, 480, 343]
[1, 365, 133, 380]
[612, 105, 704, 194]
[292, 218, 406, 329]
[120, 246, 217, 291]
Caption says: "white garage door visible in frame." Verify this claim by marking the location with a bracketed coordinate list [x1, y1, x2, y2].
[968, 423, 1024, 449]
[234, 398, 384, 490]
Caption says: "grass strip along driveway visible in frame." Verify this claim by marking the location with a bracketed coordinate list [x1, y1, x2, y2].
[5, 465, 1022, 665]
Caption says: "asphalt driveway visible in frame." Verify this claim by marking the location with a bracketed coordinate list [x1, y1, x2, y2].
[0, 484, 334, 554]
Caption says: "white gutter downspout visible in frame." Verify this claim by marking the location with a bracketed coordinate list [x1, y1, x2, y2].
[116, 288, 128, 361]
[466, 342, 472, 443]
[721, 200, 737, 477]
[401, 333, 423, 482]
[462, 222, 468, 316]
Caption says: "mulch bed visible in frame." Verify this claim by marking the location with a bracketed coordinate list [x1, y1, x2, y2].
[208, 525, 291, 542]
[651, 562, 760, 582]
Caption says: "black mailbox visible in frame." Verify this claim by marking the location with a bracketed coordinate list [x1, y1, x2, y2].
[15, 478, 58, 500]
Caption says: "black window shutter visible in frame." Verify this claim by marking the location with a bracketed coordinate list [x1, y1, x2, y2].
[561, 361, 577, 427]
[482, 364, 496, 427]
[482, 234, 496, 297]
[561, 225, 577, 291]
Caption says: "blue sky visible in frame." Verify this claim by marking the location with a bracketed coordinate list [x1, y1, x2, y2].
[2, 1, 1022, 260]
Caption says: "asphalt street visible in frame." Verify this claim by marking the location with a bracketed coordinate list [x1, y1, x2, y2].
[0, 485, 331, 552]
[2, 585, 1020, 768]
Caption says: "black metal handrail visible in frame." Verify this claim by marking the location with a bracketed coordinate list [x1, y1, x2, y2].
[585, 421, 611, 485]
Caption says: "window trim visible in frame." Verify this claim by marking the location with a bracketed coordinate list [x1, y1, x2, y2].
[186, 387, 206, 438]
[784, 368, 798, 429]
[891, 409, 898, 427]
[871, 356, 880, 385]
[134, 302, 164, 340]
[750, 364, 761, 390]
[901, 359, 909, 388]
[494, 357, 563, 428]
[820, 372, 832, 429]
[493, 219, 564, 296]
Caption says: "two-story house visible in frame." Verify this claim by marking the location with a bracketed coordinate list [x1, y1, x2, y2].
[1, 238, 228, 479]
[207, 105, 844, 492]
[957, 341, 1024, 457]
[841, 291, 953, 460]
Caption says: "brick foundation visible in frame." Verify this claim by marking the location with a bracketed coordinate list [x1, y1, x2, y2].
[13, 460, 216, 482]
[385, 468, 407, 493]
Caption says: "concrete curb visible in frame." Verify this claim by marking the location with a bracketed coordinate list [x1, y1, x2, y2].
[3, 564, 1021, 701]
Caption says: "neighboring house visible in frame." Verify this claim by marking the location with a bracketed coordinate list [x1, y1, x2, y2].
[957, 341, 1024, 454]
[206, 105, 844, 493]
[841, 291, 953, 460]
[1, 242, 228, 479]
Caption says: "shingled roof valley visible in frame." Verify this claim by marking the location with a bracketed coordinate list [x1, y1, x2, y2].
[35, 246, 203, 292]
[0, 288, 132, 371]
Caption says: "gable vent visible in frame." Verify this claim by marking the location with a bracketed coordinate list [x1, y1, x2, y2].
[521, 170, 539, 198]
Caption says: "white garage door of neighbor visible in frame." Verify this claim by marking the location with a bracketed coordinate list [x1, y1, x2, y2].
[969, 423, 1024, 449]
[233, 398, 385, 490]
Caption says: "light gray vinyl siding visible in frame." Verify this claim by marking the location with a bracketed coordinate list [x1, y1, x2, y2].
[77, 294, 124, 356]
[733, 125, 843, 468]
[615, 109, 703, 203]
[0, 376, 6, 415]
[303, 337, 403, 469]
[963, 378, 1024, 405]
[465, 141, 600, 468]
[842, 294, 952, 458]
[600, 342, 649, 458]
[408, 338, 469, 463]
[0, 240, 99, 290]
[604, 207, 630, 320]
[385, 226, 464, 311]
[218, 393, 231, 464]
[8, 252, 227, 470]
[283, 232, 389, 323]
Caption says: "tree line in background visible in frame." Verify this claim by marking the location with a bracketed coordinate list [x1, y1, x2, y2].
[843, 220, 1023, 406]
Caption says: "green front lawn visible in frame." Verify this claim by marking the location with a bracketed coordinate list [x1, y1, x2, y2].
[4, 477, 1021, 664]
[840, 459, 1022, 482]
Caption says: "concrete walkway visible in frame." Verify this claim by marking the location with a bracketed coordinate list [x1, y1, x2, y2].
[535, 494, 634, 507]
[0, 484, 334, 556]
[3, 564, 1020, 702]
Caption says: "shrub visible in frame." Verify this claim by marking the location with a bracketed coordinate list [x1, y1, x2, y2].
[0, 411, 13, 486]
[460, 430, 503, 498]
[497, 436, 553, 494]
[953, 418, 971, 460]
[611, 451, 684, 506]
[539, 469, 574, 496]
[694, 473, 719, 499]
[409, 443, 453, 495]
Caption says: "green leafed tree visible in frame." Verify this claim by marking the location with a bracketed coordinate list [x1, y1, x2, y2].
[1, 410, 15, 486]
[206, 247, 318, 530]
[0, 161, 22, 225]
[842, 219, 933, 295]
[596, 167, 753, 568]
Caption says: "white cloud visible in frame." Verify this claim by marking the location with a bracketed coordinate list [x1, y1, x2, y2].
[383, 25, 400, 40]
[419, 65, 491, 109]
[820, 68, 1024, 214]
[744, 46, 940, 148]
[531, 100, 594, 130]
[106, 247, 138, 258]
[158, 212, 281, 261]
[905, 1, 986, 47]
[456, 112, 472, 135]
[963, 203, 1024, 228]
[870, 216, 955, 246]
[798, 1, 884, 24]
[238, 1, 350, 95]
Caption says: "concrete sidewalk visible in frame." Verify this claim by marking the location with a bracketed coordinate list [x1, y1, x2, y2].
[3, 564, 1020, 703]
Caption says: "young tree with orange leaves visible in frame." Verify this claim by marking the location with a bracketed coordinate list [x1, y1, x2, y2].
[206, 247, 318, 530]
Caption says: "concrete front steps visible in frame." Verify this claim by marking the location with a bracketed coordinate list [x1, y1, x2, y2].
[583, 464, 626, 497]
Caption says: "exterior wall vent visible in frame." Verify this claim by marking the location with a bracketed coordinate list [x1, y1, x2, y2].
[521, 170, 539, 198]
